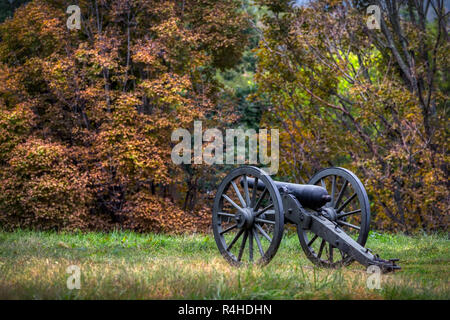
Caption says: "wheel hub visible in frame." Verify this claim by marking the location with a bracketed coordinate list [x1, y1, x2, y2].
[236, 208, 255, 229]
[321, 207, 338, 221]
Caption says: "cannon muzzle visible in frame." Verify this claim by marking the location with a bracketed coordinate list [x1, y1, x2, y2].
[246, 178, 330, 210]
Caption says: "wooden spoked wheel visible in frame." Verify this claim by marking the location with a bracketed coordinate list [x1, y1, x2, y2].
[212, 166, 284, 266]
[297, 167, 371, 268]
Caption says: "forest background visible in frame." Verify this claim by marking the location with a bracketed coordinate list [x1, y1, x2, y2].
[0, 0, 447, 234]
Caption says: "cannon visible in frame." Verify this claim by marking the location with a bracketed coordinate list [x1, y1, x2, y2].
[212, 166, 400, 272]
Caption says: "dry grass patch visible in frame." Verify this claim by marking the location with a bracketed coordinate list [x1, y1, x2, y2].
[0, 229, 448, 299]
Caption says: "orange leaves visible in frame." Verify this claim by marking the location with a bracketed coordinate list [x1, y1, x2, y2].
[0, 64, 26, 102]
[0, 0, 249, 233]
[120, 191, 210, 234]
[0, 103, 34, 161]
[0, 64, 35, 160]
[139, 73, 190, 105]
[74, 36, 121, 72]
[0, 1, 66, 64]
[131, 39, 163, 70]
[0, 138, 91, 231]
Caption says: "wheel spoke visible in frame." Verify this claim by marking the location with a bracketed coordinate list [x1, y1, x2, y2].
[254, 223, 272, 242]
[255, 217, 275, 225]
[318, 239, 326, 258]
[250, 177, 258, 208]
[226, 228, 244, 251]
[337, 209, 361, 219]
[220, 223, 237, 235]
[237, 231, 248, 261]
[330, 175, 336, 206]
[231, 181, 246, 208]
[249, 229, 254, 262]
[320, 179, 326, 189]
[254, 187, 268, 211]
[329, 243, 333, 263]
[336, 192, 357, 213]
[255, 203, 274, 217]
[218, 212, 235, 218]
[337, 220, 360, 230]
[222, 194, 245, 214]
[242, 175, 251, 207]
[308, 234, 318, 247]
[253, 228, 265, 256]
[334, 180, 348, 209]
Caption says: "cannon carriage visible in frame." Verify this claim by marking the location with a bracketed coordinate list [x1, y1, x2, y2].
[212, 166, 400, 272]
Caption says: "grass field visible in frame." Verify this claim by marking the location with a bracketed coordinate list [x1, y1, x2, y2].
[0, 229, 448, 299]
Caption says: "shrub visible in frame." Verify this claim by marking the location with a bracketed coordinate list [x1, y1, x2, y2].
[0, 138, 91, 230]
[120, 191, 210, 234]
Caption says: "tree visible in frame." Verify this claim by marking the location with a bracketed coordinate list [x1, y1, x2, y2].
[0, 0, 249, 231]
[253, 0, 448, 232]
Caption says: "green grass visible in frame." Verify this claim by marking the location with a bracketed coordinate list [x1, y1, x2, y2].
[0, 229, 448, 299]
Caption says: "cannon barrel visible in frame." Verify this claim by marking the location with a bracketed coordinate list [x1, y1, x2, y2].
[246, 178, 331, 210]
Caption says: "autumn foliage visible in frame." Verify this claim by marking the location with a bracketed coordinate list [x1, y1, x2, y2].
[0, 0, 448, 233]
[0, 0, 248, 232]
[253, 0, 448, 232]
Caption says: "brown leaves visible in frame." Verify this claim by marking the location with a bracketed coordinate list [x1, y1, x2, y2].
[0, 0, 249, 232]
[120, 191, 210, 234]
[0, 138, 92, 231]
